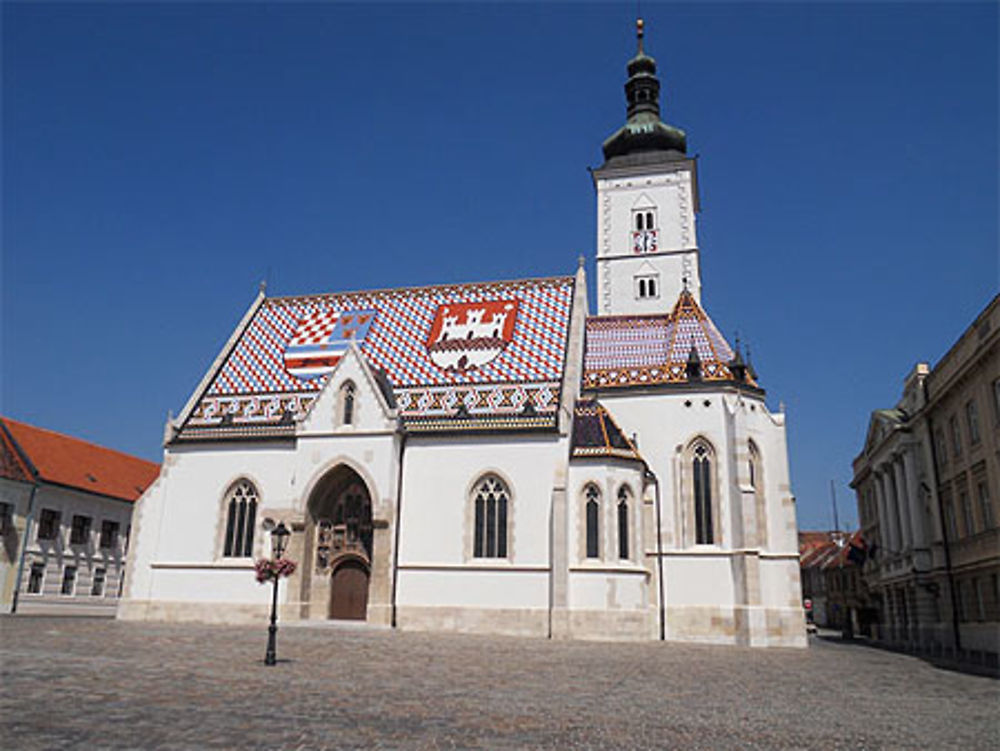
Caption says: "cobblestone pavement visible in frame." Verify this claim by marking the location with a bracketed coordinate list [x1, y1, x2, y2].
[1, 617, 997, 750]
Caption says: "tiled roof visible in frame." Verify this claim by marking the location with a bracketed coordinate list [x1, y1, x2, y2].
[0, 423, 34, 483]
[583, 289, 757, 390]
[822, 531, 866, 570]
[798, 530, 866, 570]
[799, 540, 840, 569]
[571, 399, 643, 462]
[0, 418, 160, 503]
[181, 276, 576, 437]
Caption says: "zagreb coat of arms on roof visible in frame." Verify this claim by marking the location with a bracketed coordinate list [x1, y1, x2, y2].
[426, 300, 519, 372]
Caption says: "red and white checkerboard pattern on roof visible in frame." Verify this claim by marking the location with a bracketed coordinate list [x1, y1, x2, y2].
[583, 289, 742, 389]
[205, 276, 575, 398]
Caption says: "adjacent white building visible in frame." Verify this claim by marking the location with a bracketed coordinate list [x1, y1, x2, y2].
[0, 417, 159, 615]
[120, 21, 806, 647]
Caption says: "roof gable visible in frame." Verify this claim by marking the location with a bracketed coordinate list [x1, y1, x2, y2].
[571, 399, 643, 462]
[0, 418, 160, 502]
[862, 409, 906, 456]
[0, 423, 34, 483]
[298, 343, 398, 435]
[583, 289, 755, 390]
[180, 276, 576, 438]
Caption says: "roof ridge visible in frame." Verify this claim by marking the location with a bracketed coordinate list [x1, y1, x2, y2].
[267, 273, 576, 303]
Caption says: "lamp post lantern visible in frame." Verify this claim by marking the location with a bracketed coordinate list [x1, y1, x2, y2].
[264, 521, 290, 666]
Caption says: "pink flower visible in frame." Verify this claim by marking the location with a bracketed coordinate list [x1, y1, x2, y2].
[254, 557, 298, 583]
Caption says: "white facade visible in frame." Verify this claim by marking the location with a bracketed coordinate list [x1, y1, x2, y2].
[595, 159, 701, 314]
[120, 25, 805, 647]
[3, 481, 134, 616]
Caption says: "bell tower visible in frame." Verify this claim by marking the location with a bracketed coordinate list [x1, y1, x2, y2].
[593, 19, 701, 315]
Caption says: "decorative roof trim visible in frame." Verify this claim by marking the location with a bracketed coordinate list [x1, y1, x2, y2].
[173, 287, 267, 435]
[583, 289, 759, 391]
[400, 413, 557, 434]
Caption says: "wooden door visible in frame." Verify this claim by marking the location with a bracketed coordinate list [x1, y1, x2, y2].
[329, 560, 369, 620]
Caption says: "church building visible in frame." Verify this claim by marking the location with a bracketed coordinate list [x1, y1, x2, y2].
[121, 21, 806, 647]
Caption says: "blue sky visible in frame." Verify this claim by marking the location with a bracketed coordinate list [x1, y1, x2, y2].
[3, 2, 997, 531]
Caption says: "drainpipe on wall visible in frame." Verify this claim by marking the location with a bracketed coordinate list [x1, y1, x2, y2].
[11, 481, 39, 614]
[646, 468, 666, 641]
[389, 431, 407, 629]
[922, 405, 961, 655]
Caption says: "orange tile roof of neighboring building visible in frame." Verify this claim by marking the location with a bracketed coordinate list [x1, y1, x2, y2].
[0, 423, 34, 483]
[800, 540, 839, 569]
[0, 417, 159, 503]
[799, 530, 837, 551]
[822, 530, 866, 570]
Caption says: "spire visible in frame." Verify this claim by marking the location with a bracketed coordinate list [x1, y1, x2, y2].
[745, 343, 759, 382]
[601, 17, 687, 164]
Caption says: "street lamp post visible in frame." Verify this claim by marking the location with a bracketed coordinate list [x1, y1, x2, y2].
[264, 521, 290, 666]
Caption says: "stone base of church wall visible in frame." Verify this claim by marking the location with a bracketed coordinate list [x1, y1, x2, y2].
[550, 608, 656, 641]
[763, 607, 809, 648]
[396, 605, 548, 637]
[117, 598, 806, 647]
[117, 599, 274, 624]
[666, 605, 807, 648]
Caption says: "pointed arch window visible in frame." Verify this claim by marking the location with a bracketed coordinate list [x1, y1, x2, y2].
[692, 442, 714, 544]
[339, 381, 356, 426]
[585, 484, 600, 558]
[473, 475, 509, 558]
[617, 485, 631, 560]
[223, 480, 258, 557]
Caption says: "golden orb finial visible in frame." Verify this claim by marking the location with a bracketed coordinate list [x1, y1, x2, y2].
[636, 18, 645, 53]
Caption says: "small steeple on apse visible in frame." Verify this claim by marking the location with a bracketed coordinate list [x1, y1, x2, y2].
[592, 18, 702, 315]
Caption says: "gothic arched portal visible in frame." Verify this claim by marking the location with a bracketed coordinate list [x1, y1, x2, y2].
[304, 464, 373, 620]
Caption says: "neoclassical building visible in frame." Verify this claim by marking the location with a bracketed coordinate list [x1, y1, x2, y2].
[852, 294, 999, 666]
[121, 22, 806, 647]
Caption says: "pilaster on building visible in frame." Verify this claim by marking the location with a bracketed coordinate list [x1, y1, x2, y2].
[851, 294, 1000, 671]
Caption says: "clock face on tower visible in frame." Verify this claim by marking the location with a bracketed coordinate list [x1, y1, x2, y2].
[632, 229, 658, 254]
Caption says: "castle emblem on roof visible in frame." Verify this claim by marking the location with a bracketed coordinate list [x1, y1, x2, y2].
[426, 300, 519, 372]
[283, 309, 376, 379]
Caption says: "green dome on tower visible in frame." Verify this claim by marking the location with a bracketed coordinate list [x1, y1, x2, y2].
[601, 19, 687, 167]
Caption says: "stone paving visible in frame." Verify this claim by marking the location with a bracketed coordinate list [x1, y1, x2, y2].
[0, 617, 997, 750]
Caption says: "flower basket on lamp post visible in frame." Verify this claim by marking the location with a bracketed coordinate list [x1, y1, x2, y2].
[256, 522, 295, 666]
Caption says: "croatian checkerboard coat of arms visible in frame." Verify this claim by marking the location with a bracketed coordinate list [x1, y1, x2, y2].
[283, 309, 376, 379]
[426, 300, 519, 372]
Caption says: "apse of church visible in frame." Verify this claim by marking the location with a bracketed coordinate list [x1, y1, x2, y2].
[120, 20, 805, 648]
